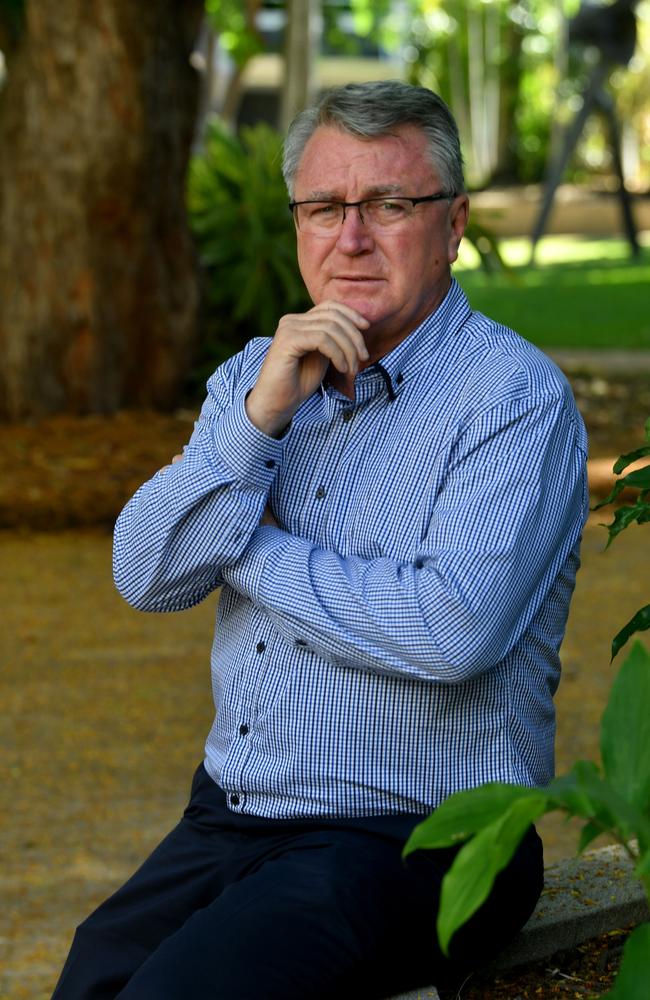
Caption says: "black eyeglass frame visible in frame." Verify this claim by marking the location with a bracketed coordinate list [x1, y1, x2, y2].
[288, 191, 457, 226]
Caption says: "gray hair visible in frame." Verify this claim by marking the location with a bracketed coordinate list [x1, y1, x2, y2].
[282, 80, 465, 198]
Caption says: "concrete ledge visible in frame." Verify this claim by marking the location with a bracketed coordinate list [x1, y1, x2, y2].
[389, 844, 649, 1000]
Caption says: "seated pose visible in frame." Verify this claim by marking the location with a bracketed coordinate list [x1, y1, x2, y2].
[52, 80, 588, 1000]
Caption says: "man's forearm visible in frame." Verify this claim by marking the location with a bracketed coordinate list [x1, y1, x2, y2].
[113, 389, 285, 613]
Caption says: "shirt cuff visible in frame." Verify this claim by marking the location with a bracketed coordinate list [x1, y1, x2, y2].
[224, 525, 306, 603]
[208, 394, 286, 490]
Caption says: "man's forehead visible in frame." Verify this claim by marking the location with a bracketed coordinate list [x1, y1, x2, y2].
[294, 125, 437, 195]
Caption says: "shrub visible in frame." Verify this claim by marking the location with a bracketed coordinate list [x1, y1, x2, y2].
[187, 120, 311, 387]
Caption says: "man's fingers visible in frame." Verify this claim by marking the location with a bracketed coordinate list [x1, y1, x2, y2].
[280, 327, 358, 375]
[160, 453, 184, 475]
[276, 311, 369, 371]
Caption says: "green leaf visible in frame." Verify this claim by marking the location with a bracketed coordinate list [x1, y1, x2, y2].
[613, 445, 650, 475]
[547, 762, 650, 849]
[601, 642, 650, 814]
[622, 466, 650, 491]
[612, 605, 650, 660]
[402, 783, 534, 857]
[436, 793, 548, 955]
[592, 478, 628, 511]
[599, 923, 650, 1000]
[600, 501, 650, 547]
[577, 819, 605, 854]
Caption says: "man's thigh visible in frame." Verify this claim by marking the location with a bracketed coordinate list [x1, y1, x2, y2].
[115, 824, 542, 1000]
[51, 765, 232, 999]
[115, 826, 429, 1000]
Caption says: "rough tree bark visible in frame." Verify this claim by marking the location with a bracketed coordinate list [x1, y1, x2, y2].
[0, 0, 204, 419]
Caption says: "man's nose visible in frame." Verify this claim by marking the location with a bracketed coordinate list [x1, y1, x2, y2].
[336, 205, 374, 252]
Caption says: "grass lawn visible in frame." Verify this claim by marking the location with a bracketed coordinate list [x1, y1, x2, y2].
[454, 234, 650, 351]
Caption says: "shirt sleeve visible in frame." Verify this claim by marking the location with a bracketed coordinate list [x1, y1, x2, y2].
[112, 346, 285, 612]
[221, 394, 588, 683]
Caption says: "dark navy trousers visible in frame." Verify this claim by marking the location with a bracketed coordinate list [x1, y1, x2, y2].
[52, 764, 543, 999]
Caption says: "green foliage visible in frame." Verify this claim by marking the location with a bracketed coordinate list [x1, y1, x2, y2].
[187, 119, 311, 384]
[403, 642, 650, 969]
[458, 244, 650, 351]
[435, 793, 548, 954]
[204, 0, 263, 68]
[403, 408, 650, 989]
[398, 0, 561, 185]
[592, 417, 650, 657]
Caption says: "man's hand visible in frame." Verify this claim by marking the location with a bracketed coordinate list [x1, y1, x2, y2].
[245, 301, 370, 437]
[160, 453, 184, 474]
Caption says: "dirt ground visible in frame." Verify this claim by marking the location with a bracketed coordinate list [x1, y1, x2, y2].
[1, 368, 649, 999]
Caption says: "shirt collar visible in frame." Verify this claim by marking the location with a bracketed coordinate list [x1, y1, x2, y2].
[321, 279, 472, 406]
[361, 279, 473, 401]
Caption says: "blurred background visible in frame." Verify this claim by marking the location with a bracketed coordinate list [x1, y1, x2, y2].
[1, 2, 649, 997]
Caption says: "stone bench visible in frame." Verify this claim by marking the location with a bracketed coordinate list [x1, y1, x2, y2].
[389, 844, 650, 1000]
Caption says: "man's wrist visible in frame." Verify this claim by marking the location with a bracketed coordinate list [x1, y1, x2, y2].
[245, 390, 293, 439]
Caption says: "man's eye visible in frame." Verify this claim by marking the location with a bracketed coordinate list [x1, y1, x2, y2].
[378, 200, 407, 214]
[309, 203, 338, 217]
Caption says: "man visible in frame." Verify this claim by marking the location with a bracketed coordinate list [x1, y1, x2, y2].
[53, 81, 588, 999]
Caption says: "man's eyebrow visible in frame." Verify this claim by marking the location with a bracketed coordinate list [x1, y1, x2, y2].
[301, 184, 405, 201]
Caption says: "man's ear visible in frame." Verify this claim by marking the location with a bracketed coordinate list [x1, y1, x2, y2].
[447, 194, 469, 264]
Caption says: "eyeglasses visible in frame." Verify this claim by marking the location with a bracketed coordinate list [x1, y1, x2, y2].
[289, 192, 455, 236]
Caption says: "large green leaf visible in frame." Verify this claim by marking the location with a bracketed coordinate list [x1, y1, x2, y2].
[620, 466, 650, 490]
[613, 444, 650, 475]
[601, 501, 650, 548]
[436, 793, 548, 955]
[547, 763, 650, 850]
[402, 783, 534, 857]
[601, 643, 650, 815]
[612, 606, 650, 660]
[600, 923, 650, 1000]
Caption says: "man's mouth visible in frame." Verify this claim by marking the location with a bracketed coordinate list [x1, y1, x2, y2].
[333, 275, 382, 282]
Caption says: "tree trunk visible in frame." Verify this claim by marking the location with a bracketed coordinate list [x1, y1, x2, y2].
[491, 18, 524, 185]
[279, 0, 320, 134]
[0, 0, 203, 419]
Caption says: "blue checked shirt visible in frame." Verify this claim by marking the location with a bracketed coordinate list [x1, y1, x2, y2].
[114, 280, 588, 819]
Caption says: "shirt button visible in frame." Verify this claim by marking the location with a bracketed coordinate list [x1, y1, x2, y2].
[265, 459, 276, 469]
[315, 485, 326, 499]
[256, 641, 266, 653]
[396, 373, 404, 385]
[342, 409, 354, 422]
[295, 638, 307, 647]
[415, 559, 424, 569]
[230, 794, 240, 806]
[239, 724, 249, 736]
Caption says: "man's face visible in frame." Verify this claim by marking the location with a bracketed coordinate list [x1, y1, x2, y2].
[293, 124, 469, 359]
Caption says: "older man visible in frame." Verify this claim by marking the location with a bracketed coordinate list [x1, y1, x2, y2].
[53, 81, 587, 999]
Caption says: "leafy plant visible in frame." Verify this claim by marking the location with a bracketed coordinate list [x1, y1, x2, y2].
[593, 416, 650, 660]
[187, 119, 311, 385]
[403, 421, 650, 997]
